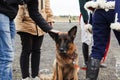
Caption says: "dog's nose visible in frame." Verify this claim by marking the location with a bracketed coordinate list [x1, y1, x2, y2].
[59, 48, 66, 53]
[59, 48, 64, 53]
[59, 48, 64, 51]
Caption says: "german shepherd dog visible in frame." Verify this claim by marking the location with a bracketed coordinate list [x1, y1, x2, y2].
[49, 26, 79, 80]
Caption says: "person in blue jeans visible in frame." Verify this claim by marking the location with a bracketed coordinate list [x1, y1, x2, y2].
[0, 0, 57, 80]
[0, 14, 16, 80]
[84, 0, 120, 79]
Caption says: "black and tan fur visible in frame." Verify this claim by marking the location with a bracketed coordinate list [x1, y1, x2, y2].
[49, 26, 79, 80]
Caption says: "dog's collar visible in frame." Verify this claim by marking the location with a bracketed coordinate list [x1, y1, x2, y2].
[66, 51, 78, 65]
[67, 51, 80, 70]
[67, 51, 77, 61]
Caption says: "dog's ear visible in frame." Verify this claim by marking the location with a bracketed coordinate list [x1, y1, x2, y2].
[48, 31, 58, 41]
[68, 26, 77, 41]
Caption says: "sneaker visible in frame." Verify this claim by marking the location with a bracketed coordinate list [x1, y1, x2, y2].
[22, 77, 31, 80]
[32, 76, 40, 80]
[81, 63, 87, 68]
[100, 63, 107, 68]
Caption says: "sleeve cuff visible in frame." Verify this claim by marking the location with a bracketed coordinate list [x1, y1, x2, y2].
[85, 24, 92, 31]
[110, 22, 120, 31]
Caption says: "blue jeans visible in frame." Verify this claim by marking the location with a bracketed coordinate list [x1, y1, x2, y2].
[0, 13, 16, 80]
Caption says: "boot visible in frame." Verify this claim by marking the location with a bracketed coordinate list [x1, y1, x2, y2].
[86, 57, 100, 80]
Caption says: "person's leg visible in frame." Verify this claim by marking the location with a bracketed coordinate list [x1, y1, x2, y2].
[0, 13, 15, 80]
[86, 9, 112, 80]
[82, 41, 108, 69]
[10, 20, 16, 46]
[82, 43, 89, 65]
[19, 33, 32, 79]
[31, 35, 44, 78]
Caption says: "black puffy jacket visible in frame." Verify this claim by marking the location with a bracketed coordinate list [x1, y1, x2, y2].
[0, 0, 52, 32]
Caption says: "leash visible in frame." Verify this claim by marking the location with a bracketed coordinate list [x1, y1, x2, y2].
[73, 62, 87, 70]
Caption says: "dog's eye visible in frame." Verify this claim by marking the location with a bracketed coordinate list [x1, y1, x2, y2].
[65, 39, 71, 43]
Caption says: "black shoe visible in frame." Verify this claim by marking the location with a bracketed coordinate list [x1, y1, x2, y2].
[86, 58, 100, 80]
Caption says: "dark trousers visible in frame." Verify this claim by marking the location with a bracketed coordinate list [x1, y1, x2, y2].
[91, 9, 120, 60]
[19, 32, 44, 78]
[82, 43, 89, 65]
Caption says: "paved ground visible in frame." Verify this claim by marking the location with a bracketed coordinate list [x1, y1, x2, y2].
[13, 22, 120, 80]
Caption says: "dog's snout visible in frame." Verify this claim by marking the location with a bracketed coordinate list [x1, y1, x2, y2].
[59, 48, 64, 52]
[59, 48, 66, 53]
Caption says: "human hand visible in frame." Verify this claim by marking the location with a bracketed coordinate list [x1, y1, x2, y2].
[48, 29, 60, 34]
[85, 24, 92, 34]
[48, 22, 54, 27]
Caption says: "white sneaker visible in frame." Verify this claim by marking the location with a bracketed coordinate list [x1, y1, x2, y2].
[22, 77, 31, 80]
[32, 76, 40, 80]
